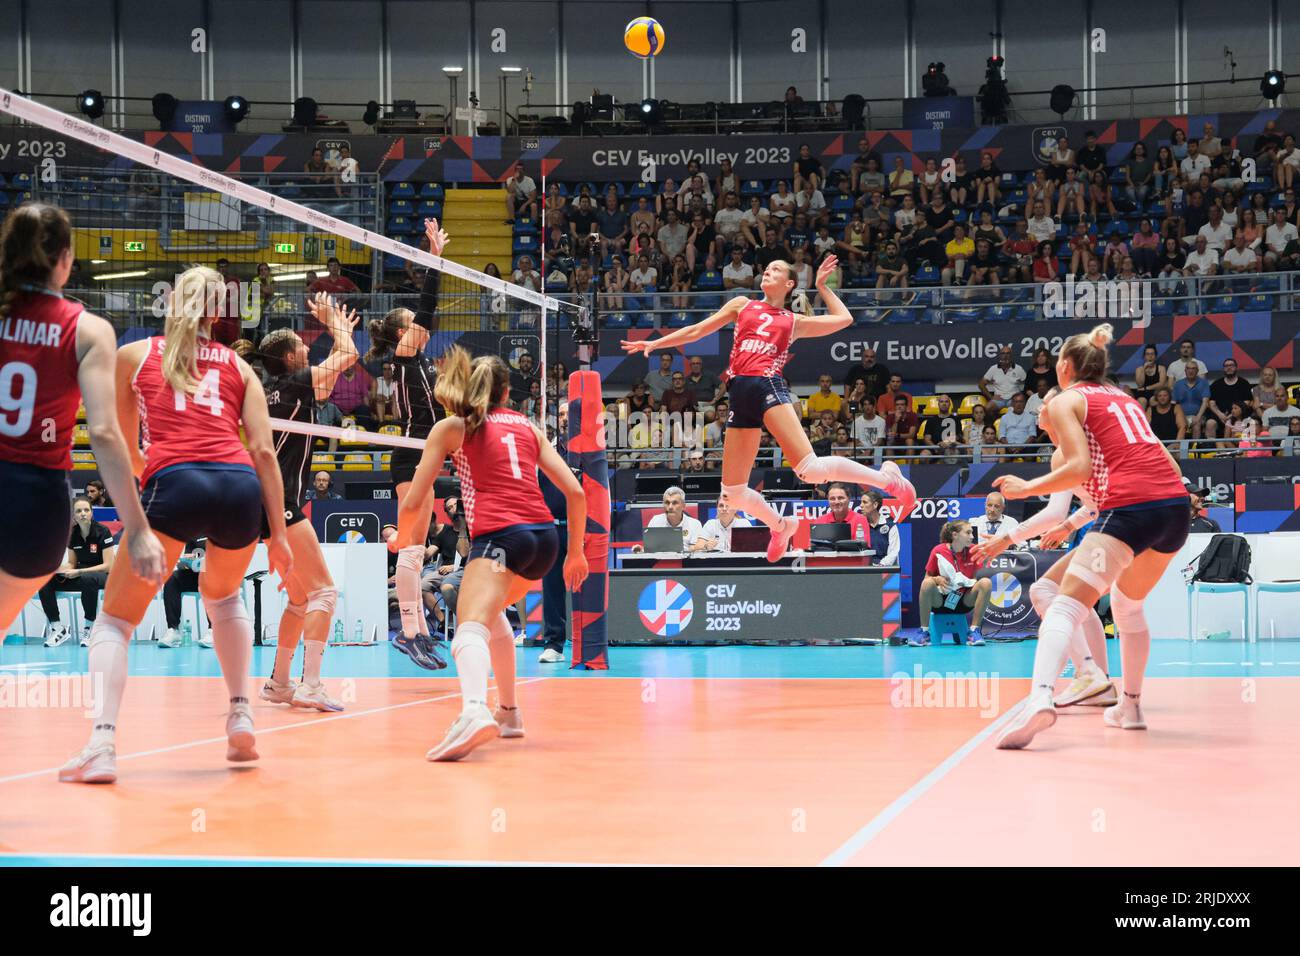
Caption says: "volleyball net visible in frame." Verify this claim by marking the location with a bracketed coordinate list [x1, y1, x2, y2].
[0, 87, 589, 442]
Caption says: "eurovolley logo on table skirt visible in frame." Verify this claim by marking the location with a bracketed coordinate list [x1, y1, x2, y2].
[638, 579, 694, 637]
[1042, 275, 1151, 327]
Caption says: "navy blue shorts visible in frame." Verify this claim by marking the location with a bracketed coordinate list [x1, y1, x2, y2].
[142, 463, 264, 550]
[726, 374, 793, 429]
[390, 447, 422, 486]
[259, 499, 308, 541]
[0, 460, 71, 578]
[1092, 497, 1190, 556]
[468, 523, 559, 580]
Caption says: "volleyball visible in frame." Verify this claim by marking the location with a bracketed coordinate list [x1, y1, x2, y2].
[624, 17, 665, 58]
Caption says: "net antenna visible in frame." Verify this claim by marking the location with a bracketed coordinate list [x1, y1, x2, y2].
[0, 88, 570, 319]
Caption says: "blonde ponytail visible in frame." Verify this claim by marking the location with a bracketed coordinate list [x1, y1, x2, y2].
[163, 266, 223, 395]
[434, 345, 511, 435]
[1059, 322, 1114, 384]
[1088, 323, 1114, 349]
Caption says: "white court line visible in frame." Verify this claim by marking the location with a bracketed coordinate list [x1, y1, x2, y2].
[819, 703, 1023, 867]
[0, 850, 669, 868]
[0, 662, 67, 670]
[0, 677, 546, 786]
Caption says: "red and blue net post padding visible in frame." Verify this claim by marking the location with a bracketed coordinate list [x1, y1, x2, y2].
[567, 371, 610, 670]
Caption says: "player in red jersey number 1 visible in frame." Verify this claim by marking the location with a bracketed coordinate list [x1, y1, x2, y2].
[621, 254, 915, 561]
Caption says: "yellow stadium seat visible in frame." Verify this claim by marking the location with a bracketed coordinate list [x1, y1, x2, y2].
[380, 452, 392, 465]
[312, 453, 332, 466]
[342, 453, 372, 472]
[72, 424, 90, 447]
[314, 461, 336, 471]
[378, 425, 402, 437]
[959, 394, 985, 414]
[76, 403, 86, 422]
[340, 426, 370, 448]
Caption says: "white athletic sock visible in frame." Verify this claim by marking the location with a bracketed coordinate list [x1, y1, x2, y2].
[1114, 589, 1151, 699]
[451, 621, 491, 712]
[86, 613, 132, 743]
[488, 612, 517, 709]
[204, 591, 252, 704]
[1083, 609, 1108, 675]
[1030, 577, 1094, 676]
[1033, 595, 1091, 695]
[271, 603, 304, 685]
[721, 483, 782, 530]
[302, 640, 326, 685]
[396, 546, 425, 639]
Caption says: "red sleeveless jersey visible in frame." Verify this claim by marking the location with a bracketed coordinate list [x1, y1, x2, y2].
[724, 299, 796, 380]
[451, 408, 555, 538]
[1071, 382, 1187, 511]
[133, 336, 253, 484]
[0, 291, 84, 471]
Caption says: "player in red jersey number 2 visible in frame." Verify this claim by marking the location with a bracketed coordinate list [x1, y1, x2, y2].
[621, 255, 915, 561]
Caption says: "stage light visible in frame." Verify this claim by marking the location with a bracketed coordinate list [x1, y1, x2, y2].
[1049, 84, 1076, 117]
[291, 97, 318, 129]
[363, 100, 380, 126]
[922, 63, 951, 97]
[152, 92, 178, 128]
[78, 89, 105, 120]
[1261, 70, 1285, 100]
[223, 95, 249, 125]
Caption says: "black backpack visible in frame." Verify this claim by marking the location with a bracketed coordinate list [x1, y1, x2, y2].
[1191, 534, 1253, 585]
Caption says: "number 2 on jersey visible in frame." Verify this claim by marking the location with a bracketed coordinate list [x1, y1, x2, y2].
[173, 368, 225, 417]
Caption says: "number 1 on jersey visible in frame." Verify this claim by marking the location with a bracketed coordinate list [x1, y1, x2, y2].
[501, 432, 523, 480]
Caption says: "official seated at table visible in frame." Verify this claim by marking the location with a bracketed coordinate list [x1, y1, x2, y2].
[809, 483, 870, 546]
[699, 495, 753, 552]
[632, 485, 706, 553]
[858, 490, 900, 566]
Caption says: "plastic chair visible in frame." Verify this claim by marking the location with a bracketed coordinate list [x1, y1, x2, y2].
[929, 611, 970, 645]
[1187, 582, 1250, 642]
[1252, 581, 1300, 642]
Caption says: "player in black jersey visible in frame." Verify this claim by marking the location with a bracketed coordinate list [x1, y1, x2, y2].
[253, 292, 359, 710]
[365, 219, 450, 670]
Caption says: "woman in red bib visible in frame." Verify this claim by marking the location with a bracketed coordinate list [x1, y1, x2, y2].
[395, 346, 587, 762]
[622, 255, 915, 561]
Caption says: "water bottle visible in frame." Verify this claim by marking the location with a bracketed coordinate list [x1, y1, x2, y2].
[354, 619, 364, 644]
[182, 621, 193, 646]
[333, 619, 344, 643]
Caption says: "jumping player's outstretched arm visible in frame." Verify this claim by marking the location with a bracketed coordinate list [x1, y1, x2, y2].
[308, 293, 360, 401]
[995, 392, 1091, 499]
[619, 296, 747, 355]
[396, 415, 464, 549]
[792, 255, 852, 340]
[533, 424, 590, 592]
[396, 219, 450, 357]
[238, 363, 293, 579]
[80, 320, 165, 587]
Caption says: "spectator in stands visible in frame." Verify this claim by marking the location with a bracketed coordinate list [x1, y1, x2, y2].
[947, 156, 971, 208]
[1027, 201, 1057, 244]
[843, 348, 890, 401]
[738, 195, 771, 249]
[83, 479, 110, 508]
[962, 401, 987, 442]
[1048, 134, 1076, 183]
[369, 362, 398, 424]
[752, 228, 793, 276]
[1280, 416, 1300, 456]
[1281, 187, 1300, 228]
[1156, 236, 1187, 292]
[795, 180, 828, 229]
[1152, 145, 1178, 198]
[1177, 187, 1208, 242]
[805, 374, 844, 421]
[1252, 366, 1281, 414]
[979, 346, 1026, 413]
[1101, 227, 1130, 276]
[885, 395, 919, 452]
[1076, 130, 1107, 178]
[1123, 142, 1155, 207]
[660, 370, 698, 422]
[722, 245, 755, 296]
[1066, 220, 1093, 277]
[309, 257, 360, 303]
[1237, 208, 1263, 253]
[599, 255, 628, 313]
[304, 147, 330, 187]
[926, 192, 955, 241]
[810, 482, 870, 542]
[703, 400, 727, 462]
[971, 423, 1003, 462]
[698, 493, 753, 553]
[970, 492, 1022, 545]
[770, 180, 799, 233]
[1087, 169, 1116, 221]
[1147, 386, 1186, 444]
[874, 240, 907, 289]
[1264, 207, 1300, 270]
[1056, 166, 1086, 219]
[1180, 138, 1211, 181]
[996, 391, 1038, 457]
[678, 170, 715, 211]
[623, 380, 656, 418]
[572, 258, 597, 297]
[1025, 377, 1051, 420]
[642, 353, 675, 404]
[1132, 344, 1170, 408]
[1196, 204, 1233, 254]
[1222, 231, 1261, 286]
[685, 211, 717, 273]
[628, 254, 658, 310]
[851, 396, 887, 463]
[792, 143, 824, 193]
[1079, 254, 1105, 286]
[882, 374, 912, 410]
[941, 222, 974, 286]
[971, 208, 1006, 253]
[1024, 347, 1058, 395]
[329, 362, 372, 427]
[887, 156, 915, 201]
[858, 156, 887, 197]
[37, 496, 114, 647]
[892, 192, 917, 230]
[594, 193, 629, 261]
[685, 355, 723, 412]
[1183, 234, 1220, 287]
[1164, 339, 1208, 381]
[543, 183, 567, 231]
[628, 194, 656, 236]
[968, 237, 1001, 286]
[1130, 218, 1161, 275]
[918, 394, 962, 460]
[1031, 240, 1058, 285]
[1263, 387, 1300, 444]
[507, 352, 538, 408]
[511, 255, 541, 296]
[901, 211, 945, 276]
[568, 195, 598, 259]
[918, 157, 942, 205]
[1172, 361, 1211, 439]
[665, 254, 692, 309]
[914, 520, 992, 646]
[713, 191, 745, 246]
[784, 211, 816, 257]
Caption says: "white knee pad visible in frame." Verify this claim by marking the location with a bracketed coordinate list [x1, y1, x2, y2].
[1064, 533, 1134, 595]
[397, 545, 425, 574]
[203, 590, 249, 624]
[88, 613, 132, 651]
[306, 586, 338, 618]
[793, 453, 831, 485]
[1029, 577, 1060, 618]
[1110, 587, 1148, 635]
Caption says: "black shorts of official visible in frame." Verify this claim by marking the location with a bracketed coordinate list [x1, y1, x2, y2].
[259, 499, 309, 541]
[1091, 497, 1190, 556]
[390, 446, 423, 486]
[726, 374, 794, 429]
[467, 523, 559, 580]
[142, 463, 265, 550]
[0, 460, 71, 578]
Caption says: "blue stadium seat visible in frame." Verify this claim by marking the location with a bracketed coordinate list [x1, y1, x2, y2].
[854, 309, 882, 325]
[951, 208, 968, 223]
[391, 182, 416, 199]
[740, 179, 766, 197]
[383, 253, 405, 270]
[1015, 305, 1040, 322]
[603, 312, 632, 329]
[986, 304, 1016, 322]
[575, 181, 597, 197]
[419, 182, 445, 199]
[694, 270, 724, 291]
[886, 309, 915, 324]
[601, 182, 627, 198]
[629, 182, 653, 198]
[513, 233, 540, 255]
[0, 192, 8, 208]
[386, 216, 413, 235]
[922, 308, 944, 324]
[665, 312, 692, 328]
[1151, 297, 1176, 317]
[389, 199, 414, 216]
[948, 308, 981, 323]
[1210, 295, 1238, 312]
[11, 172, 32, 189]
[513, 220, 539, 236]
[635, 312, 657, 328]
[545, 272, 569, 291]
[830, 195, 855, 214]
[914, 264, 940, 285]
[1253, 275, 1282, 292]
[552, 182, 569, 197]
[695, 295, 723, 312]
[1244, 293, 1272, 312]
[416, 201, 443, 219]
